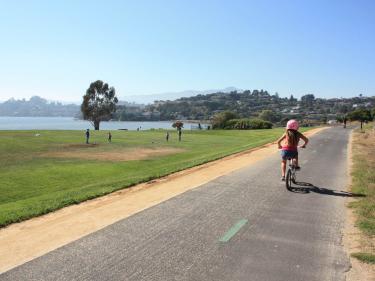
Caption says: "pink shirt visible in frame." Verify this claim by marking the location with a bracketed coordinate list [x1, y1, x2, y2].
[282, 145, 298, 151]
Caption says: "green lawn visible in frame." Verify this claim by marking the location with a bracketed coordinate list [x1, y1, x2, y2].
[0, 128, 307, 227]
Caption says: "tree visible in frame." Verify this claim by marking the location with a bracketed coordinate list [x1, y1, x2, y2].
[258, 109, 281, 123]
[337, 104, 349, 114]
[289, 94, 297, 106]
[300, 94, 315, 109]
[347, 109, 373, 130]
[211, 111, 237, 129]
[81, 80, 118, 130]
[172, 121, 184, 130]
[336, 115, 345, 123]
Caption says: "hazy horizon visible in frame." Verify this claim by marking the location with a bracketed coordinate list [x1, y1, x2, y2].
[1, 86, 373, 106]
[0, 1, 374, 102]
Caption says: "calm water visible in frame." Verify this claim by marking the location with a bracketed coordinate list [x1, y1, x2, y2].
[0, 117, 207, 131]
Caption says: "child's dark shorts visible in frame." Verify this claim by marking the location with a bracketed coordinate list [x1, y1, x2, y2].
[281, 150, 298, 160]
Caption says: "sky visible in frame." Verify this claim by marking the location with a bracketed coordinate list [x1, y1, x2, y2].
[0, 0, 374, 102]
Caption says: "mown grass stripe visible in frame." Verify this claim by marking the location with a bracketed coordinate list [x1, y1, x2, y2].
[219, 219, 248, 242]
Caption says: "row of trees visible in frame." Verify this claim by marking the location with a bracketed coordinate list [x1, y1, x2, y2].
[211, 108, 375, 131]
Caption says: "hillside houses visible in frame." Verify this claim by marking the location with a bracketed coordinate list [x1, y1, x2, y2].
[112, 90, 375, 123]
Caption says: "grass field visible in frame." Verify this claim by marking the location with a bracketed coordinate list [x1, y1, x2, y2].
[0, 128, 304, 227]
[350, 123, 375, 264]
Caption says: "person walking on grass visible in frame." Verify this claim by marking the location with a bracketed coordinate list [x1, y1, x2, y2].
[108, 131, 112, 143]
[85, 129, 90, 144]
[277, 120, 309, 181]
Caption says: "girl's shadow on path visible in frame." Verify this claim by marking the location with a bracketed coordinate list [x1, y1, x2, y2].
[289, 182, 366, 197]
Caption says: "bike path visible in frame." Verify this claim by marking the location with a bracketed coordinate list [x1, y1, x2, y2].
[0, 127, 351, 281]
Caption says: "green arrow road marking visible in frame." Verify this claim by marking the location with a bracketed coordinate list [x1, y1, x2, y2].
[219, 219, 248, 242]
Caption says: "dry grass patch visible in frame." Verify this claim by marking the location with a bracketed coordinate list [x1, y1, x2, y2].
[349, 125, 375, 267]
[41, 147, 185, 162]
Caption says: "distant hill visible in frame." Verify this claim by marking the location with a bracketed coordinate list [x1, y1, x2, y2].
[3, 91, 374, 122]
[114, 89, 375, 122]
[0, 96, 80, 117]
[120, 87, 240, 104]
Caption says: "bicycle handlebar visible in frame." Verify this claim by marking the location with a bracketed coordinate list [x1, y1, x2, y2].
[278, 145, 306, 150]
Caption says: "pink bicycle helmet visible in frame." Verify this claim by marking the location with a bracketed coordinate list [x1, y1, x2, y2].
[286, 119, 299, 130]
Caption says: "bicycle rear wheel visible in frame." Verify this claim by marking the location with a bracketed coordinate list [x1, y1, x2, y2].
[286, 169, 293, 190]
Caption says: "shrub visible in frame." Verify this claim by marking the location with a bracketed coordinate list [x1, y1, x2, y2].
[211, 111, 238, 129]
[224, 118, 273, 130]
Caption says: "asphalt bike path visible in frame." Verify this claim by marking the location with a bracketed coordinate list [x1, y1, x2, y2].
[0, 127, 352, 281]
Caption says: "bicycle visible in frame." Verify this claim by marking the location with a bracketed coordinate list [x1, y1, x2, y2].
[285, 157, 297, 190]
[285, 146, 305, 191]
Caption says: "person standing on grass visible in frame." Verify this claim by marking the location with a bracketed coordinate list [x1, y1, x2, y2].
[166, 131, 170, 142]
[85, 129, 90, 144]
[108, 131, 112, 143]
[178, 128, 182, 141]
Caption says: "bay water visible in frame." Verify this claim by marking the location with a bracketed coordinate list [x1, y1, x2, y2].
[0, 117, 207, 131]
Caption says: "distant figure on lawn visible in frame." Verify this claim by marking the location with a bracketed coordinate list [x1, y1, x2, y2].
[178, 128, 182, 141]
[85, 129, 90, 144]
[166, 131, 170, 142]
[108, 131, 112, 143]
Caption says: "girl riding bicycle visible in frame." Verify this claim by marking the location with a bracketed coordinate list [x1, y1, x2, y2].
[277, 120, 309, 181]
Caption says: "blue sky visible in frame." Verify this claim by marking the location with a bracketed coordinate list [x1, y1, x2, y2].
[0, 0, 374, 102]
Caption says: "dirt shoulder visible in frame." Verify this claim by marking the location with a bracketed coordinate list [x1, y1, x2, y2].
[344, 130, 375, 281]
[0, 127, 326, 273]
